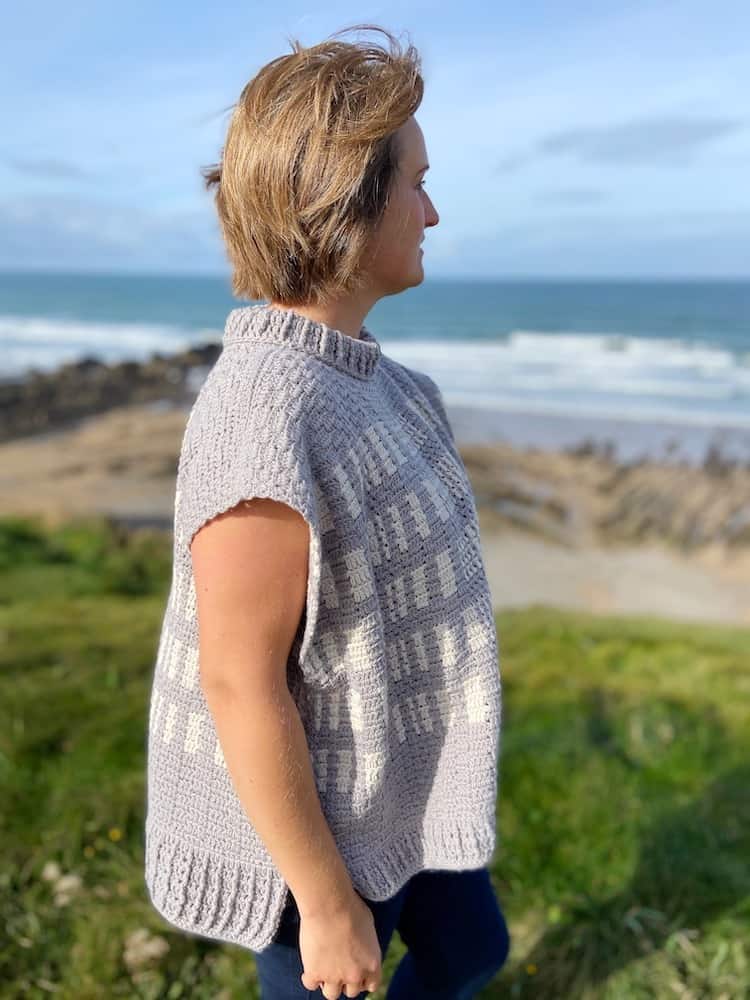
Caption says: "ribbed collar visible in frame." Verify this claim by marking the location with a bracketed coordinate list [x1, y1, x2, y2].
[222, 303, 382, 380]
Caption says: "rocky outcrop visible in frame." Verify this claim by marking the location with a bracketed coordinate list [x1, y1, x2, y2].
[460, 441, 750, 552]
[0, 344, 221, 442]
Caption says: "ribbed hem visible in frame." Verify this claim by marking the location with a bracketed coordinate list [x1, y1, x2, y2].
[336, 817, 498, 901]
[144, 821, 288, 954]
[223, 303, 382, 380]
[144, 816, 498, 952]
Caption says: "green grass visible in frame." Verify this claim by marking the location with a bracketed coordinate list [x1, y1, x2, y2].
[1, 514, 748, 998]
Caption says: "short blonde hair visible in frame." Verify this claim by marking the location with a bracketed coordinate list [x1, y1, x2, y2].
[201, 24, 424, 306]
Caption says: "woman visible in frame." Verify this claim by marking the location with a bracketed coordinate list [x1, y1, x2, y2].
[144, 23, 510, 999]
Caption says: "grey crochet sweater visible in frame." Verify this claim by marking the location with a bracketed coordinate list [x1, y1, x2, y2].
[144, 303, 502, 953]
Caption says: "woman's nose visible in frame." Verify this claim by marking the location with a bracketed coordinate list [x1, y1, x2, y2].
[424, 195, 439, 228]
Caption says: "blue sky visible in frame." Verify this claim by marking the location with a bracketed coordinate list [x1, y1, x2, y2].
[2, 0, 748, 278]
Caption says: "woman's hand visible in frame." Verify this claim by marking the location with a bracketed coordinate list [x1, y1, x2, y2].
[299, 890, 383, 998]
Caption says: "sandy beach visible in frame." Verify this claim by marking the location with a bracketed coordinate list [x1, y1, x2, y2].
[1, 398, 747, 628]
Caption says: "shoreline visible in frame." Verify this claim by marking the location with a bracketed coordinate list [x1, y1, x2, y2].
[2, 341, 749, 472]
[0, 399, 747, 628]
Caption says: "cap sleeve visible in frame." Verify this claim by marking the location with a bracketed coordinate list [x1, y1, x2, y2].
[174, 351, 324, 683]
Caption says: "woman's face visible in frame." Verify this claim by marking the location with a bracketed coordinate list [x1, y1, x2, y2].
[364, 115, 439, 297]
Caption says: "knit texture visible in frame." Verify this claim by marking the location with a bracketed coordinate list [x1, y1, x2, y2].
[144, 303, 502, 953]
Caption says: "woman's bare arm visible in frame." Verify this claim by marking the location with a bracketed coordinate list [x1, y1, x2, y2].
[190, 498, 355, 919]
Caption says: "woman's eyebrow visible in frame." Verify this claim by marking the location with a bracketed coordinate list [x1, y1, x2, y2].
[415, 164, 430, 176]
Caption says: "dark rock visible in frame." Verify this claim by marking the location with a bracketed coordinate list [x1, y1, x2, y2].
[0, 341, 222, 443]
[703, 442, 735, 477]
[566, 437, 598, 458]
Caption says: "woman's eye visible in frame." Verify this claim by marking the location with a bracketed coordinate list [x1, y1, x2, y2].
[417, 180, 426, 190]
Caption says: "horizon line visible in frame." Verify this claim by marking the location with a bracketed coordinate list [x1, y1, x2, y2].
[0, 269, 748, 284]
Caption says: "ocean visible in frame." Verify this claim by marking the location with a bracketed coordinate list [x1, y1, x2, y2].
[2, 272, 749, 464]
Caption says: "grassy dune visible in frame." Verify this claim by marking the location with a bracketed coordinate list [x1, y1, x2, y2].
[1, 515, 748, 999]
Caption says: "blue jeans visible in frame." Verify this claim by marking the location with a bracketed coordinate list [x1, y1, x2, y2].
[252, 866, 510, 999]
